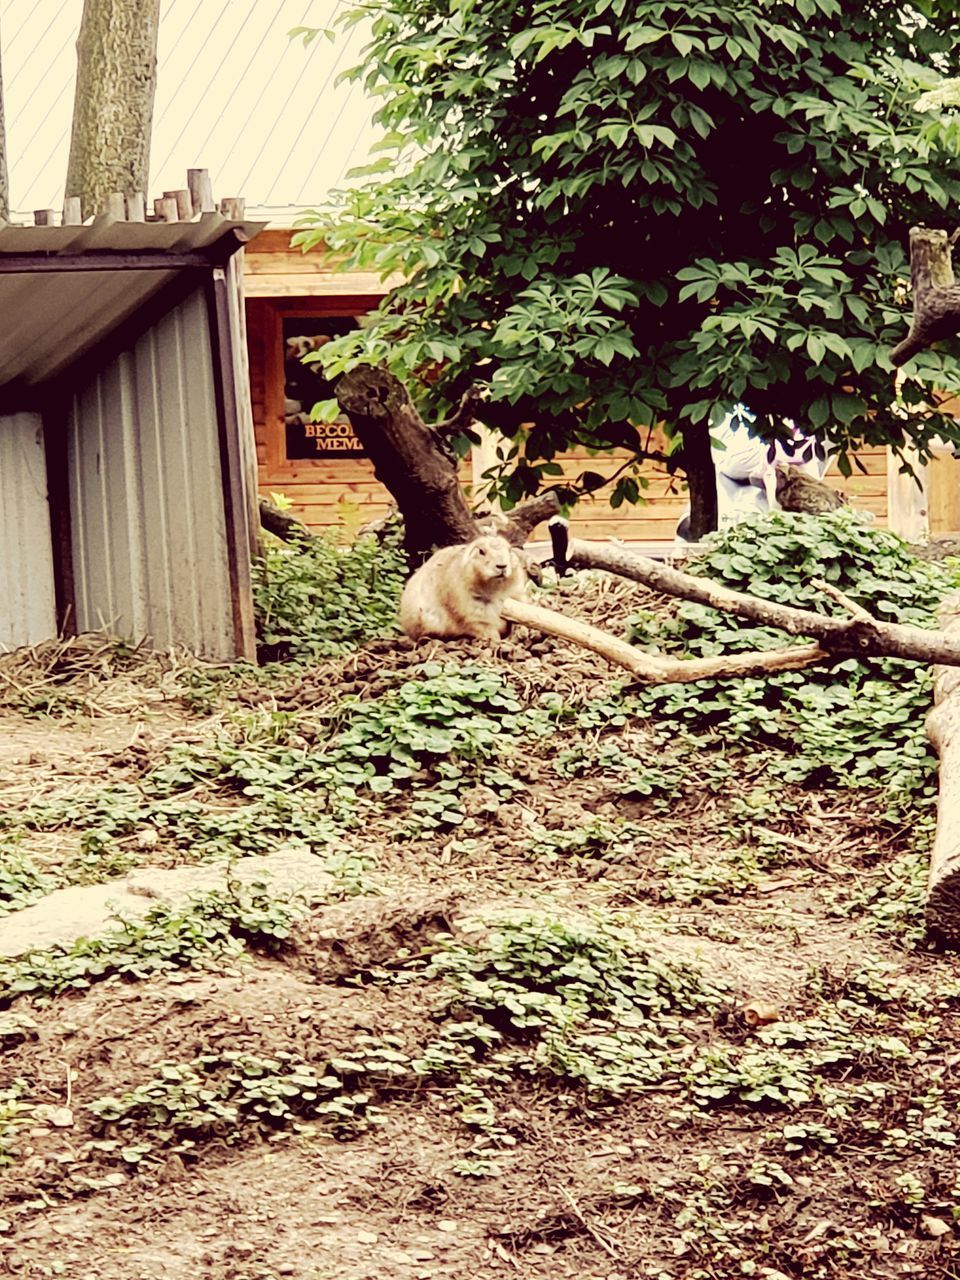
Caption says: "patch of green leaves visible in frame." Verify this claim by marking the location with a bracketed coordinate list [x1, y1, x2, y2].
[0, 843, 53, 916]
[253, 529, 406, 662]
[294, 0, 960, 503]
[630, 513, 950, 802]
[0, 884, 314, 1003]
[90, 1036, 412, 1152]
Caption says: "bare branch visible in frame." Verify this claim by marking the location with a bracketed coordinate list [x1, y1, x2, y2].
[565, 538, 960, 668]
[497, 492, 562, 545]
[434, 385, 487, 437]
[259, 498, 312, 544]
[811, 578, 873, 624]
[501, 599, 831, 685]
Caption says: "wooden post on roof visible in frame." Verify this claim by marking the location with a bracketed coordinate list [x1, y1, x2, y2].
[103, 192, 126, 220]
[154, 195, 179, 222]
[62, 197, 82, 226]
[166, 189, 192, 220]
[220, 197, 245, 220]
[33, 210, 56, 226]
[126, 192, 146, 222]
[188, 168, 215, 214]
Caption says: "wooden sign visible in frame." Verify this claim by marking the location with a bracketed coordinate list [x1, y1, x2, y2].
[283, 316, 366, 460]
[285, 416, 365, 459]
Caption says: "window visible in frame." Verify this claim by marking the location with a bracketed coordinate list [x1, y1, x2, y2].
[282, 315, 365, 459]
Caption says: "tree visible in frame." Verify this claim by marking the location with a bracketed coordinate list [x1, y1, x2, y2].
[0, 37, 8, 221]
[296, 0, 960, 537]
[65, 0, 162, 219]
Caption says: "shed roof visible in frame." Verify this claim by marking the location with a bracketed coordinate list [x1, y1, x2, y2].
[0, 215, 264, 395]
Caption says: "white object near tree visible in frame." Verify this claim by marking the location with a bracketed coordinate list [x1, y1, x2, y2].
[709, 405, 830, 530]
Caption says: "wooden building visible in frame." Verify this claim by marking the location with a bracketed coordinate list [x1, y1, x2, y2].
[244, 230, 958, 545]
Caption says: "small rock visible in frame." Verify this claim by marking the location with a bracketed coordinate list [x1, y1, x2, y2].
[0, 1218, 10, 1233]
[921, 1215, 952, 1239]
[32, 1105, 74, 1128]
[743, 1000, 781, 1027]
[356, 1229, 378, 1244]
[436, 1219, 458, 1233]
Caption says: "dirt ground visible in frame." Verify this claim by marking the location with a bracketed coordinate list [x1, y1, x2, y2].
[2, 608, 960, 1280]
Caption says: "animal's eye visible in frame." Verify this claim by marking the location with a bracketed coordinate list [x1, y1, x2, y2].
[478, 547, 487, 556]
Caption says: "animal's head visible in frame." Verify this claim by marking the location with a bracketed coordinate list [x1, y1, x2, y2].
[285, 335, 331, 365]
[466, 535, 514, 582]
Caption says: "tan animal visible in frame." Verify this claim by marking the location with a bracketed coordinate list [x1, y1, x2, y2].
[400, 535, 527, 642]
[775, 465, 846, 514]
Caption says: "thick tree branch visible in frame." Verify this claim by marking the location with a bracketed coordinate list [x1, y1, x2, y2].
[565, 538, 960, 668]
[501, 599, 829, 683]
[891, 227, 960, 367]
[258, 498, 312, 543]
[336, 366, 560, 558]
[498, 492, 562, 545]
[337, 365, 480, 558]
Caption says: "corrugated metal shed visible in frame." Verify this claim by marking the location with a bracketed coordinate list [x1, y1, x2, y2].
[0, 412, 56, 651]
[67, 291, 234, 654]
[0, 216, 263, 658]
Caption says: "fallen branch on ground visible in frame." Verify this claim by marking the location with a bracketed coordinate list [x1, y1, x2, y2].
[564, 538, 960, 668]
[501, 599, 829, 684]
[926, 595, 960, 944]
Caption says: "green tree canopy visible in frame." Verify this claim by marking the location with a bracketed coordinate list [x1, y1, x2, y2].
[296, 0, 960, 531]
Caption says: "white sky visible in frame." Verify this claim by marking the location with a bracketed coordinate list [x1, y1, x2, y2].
[0, 0, 380, 221]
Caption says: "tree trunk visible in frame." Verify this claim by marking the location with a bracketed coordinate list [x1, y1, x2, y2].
[0, 39, 9, 221]
[336, 365, 559, 560]
[682, 419, 718, 539]
[337, 366, 481, 560]
[65, 0, 162, 220]
[891, 227, 960, 368]
[925, 596, 960, 943]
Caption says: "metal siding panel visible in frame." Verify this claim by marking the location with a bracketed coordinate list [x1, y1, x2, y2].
[0, 412, 56, 649]
[69, 288, 235, 657]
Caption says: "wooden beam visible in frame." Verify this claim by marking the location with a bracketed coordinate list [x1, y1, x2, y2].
[155, 195, 179, 222]
[41, 399, 77, 638]
[103, 192, 127, 220]
[0, 239, 249, 274]
[125, 192, 146, 222]
[165, 188, 192, 220]
[205, 265, 257, 660]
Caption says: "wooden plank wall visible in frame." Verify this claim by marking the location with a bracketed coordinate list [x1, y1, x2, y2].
[244, 235, 890, 541]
